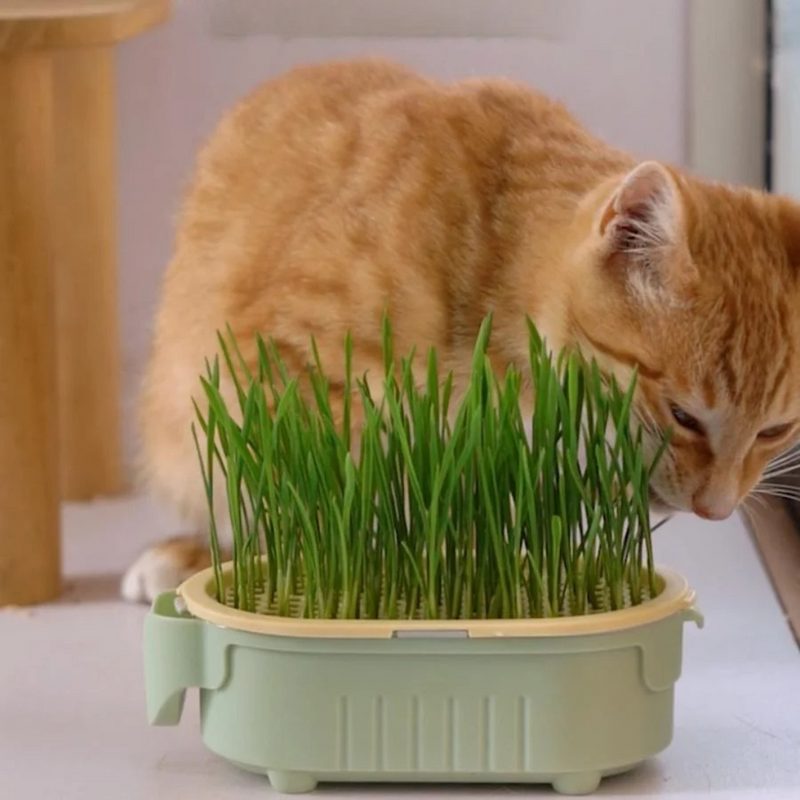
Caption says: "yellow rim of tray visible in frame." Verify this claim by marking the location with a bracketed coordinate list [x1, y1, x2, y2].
[177, 563, 698, 639]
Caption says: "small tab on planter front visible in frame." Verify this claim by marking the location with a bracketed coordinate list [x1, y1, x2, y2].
[393, 629, 469, 639]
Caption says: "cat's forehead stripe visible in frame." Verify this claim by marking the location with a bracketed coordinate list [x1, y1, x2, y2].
[761, 347, 791, 415]
[717, 317, 739, 403]
[701, 375, 717, 409]
[709, 284, 793, 412]
[575, 326, 663, 381]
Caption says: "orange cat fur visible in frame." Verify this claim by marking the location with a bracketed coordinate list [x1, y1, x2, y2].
[122, 58, 800, 602]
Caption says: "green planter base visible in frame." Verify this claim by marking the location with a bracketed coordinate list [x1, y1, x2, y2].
[144, 570, 702, 796]
[234, 763, 637, 795]
[237, 767, 624, 795]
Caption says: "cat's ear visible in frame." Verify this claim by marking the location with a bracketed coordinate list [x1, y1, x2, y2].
[597, 161, 694, 304]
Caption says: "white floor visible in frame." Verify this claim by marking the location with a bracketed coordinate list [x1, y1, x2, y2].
[0, 497, 798, 800]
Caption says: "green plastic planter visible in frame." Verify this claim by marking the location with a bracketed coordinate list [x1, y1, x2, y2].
[144, 564, 702, 796]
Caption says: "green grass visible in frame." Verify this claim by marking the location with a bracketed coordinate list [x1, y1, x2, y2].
[192, 315, 669, 620]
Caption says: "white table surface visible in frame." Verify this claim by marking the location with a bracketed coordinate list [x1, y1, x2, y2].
[0, 496, 798, 800]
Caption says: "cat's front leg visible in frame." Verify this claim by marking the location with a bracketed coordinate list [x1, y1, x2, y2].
[120, 527, 231, 604]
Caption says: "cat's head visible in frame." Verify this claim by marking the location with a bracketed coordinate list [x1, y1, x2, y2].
[572, 161, 800, 520]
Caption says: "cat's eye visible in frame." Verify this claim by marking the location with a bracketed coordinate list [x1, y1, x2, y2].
[757, 423, 792, 441]
[669, 403, 704, 434]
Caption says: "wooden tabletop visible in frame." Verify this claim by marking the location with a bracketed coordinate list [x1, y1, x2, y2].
[0, 0, 170, 52]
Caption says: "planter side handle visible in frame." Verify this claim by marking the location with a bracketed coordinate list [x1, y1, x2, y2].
[682, 604, 705, 629]
[144, 591, 226, 726]
[639, 601, 704, 692]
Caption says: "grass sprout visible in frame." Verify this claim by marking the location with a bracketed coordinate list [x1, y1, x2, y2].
[193, 315, 668, 620]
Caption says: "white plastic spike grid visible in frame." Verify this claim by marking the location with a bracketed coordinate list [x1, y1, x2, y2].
[225, 580, 656, 621]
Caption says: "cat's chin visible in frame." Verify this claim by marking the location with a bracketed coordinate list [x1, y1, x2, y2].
[649, 487, 685, 516]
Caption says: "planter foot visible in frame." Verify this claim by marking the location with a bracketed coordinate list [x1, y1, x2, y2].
[552, 772, 602, 795]
[267, 770, 317, 794]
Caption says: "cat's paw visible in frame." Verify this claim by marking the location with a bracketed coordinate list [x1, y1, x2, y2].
[120, 536, 212, 604]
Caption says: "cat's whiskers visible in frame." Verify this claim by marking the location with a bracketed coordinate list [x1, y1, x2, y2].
[767, 451, 800, 468]
[751, 484, 800, 502]
[764, 459, 800, 476]
[755, 480, 800, 492]
[763, 463, 800, 481]
[740, 496, 768, 531]
[762, 463, 800, 480]
[763, 446, 800, 474]
[744, 489, 770, 511]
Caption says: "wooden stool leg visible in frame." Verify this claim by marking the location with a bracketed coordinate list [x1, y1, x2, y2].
[0, 53, 61, 606]
[53, 46, 124, 500]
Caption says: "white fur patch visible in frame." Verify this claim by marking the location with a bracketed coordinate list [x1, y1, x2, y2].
[699, 407, 726, 455]
[621, 208, 674, 304]
[120, 547, 196, 605]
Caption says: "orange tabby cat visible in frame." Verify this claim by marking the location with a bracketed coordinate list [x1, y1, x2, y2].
[122, 58, 800, 603]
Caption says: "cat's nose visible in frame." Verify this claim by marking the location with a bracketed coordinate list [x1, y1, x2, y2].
[691, 495, 734, 521]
